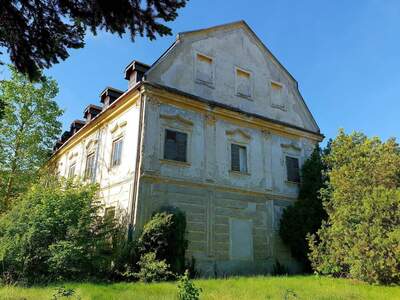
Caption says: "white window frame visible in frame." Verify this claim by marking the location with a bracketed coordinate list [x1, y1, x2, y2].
[84, 152, 96, 182]
[230, 143, 248, 173]
[68, 163, 76, 178]
[110, 137, 123, 168]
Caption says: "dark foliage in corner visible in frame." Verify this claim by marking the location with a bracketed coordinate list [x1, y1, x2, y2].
[0, 0, 187, 81]
[137, 206, 188, 275]
[279, 144, 330, 272]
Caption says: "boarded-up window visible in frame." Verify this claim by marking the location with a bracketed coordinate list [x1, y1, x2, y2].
[286, 156, 300, 183]
[164, 129, 187, 162]
[270, 81, 286, 110]
[68, 163, 76, 178]
[84, 153, 96, 181]
[236, 68, 251, 98]
[111, 138, 123, 167]
[230, 219, 253, 260]
[231, 144, 247, 173]
[195, 53, 213, 84]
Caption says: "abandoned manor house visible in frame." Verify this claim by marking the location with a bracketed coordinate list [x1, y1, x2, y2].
[51, 21, 323, 275]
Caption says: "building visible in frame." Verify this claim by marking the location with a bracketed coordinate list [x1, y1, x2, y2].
[51, 21, 323, 275]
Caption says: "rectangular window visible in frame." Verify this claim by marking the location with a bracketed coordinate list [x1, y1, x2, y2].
[195, 53, 214, 84]
[231, 144, 247, 173]
[104, 206, 116, 220]
[270, 81, 286, 110]
[111, 138, 123, 167]
[286, 156, 300, 183]
[84, 153, 96, 181]
[164, 129, 187, 162]
[236, 68, 251, 98]
[68, 163, 76, 178]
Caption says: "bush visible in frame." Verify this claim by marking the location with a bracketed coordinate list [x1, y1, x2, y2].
[137, 207, 187, 275]
[135, 252, 174, 282]
[0, 176, 126, 284]
[308, 131, 400, 284]
[177, 270, 202, 300]
[279, 145, 328, 272]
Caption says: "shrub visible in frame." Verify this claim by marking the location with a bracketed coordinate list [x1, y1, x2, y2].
[177, 270, 202, 300]
[0, 176, 126, 284]
[137, 207, 187, 275]
[279, 145, 328, 272]
[272, 260, 289, 276]
[308, 131, 400, 284]
[135, 252, 174, 282]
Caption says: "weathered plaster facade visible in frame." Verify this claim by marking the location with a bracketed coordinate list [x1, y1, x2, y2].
[51, 21, 323, 275]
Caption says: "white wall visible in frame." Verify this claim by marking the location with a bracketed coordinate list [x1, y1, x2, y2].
[55, 104, 141, 212]
[147, 24, 319, 133]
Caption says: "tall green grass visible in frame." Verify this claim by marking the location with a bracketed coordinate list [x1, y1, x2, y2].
[1, 276, 399, 300]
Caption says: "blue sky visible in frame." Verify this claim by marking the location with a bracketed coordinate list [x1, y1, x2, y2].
[2, 0, 400, 144]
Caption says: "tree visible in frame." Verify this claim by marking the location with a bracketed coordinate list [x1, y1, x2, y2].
[279, 144, 329, 272]
[308, 130, 400, 284]
[0, 0, 187, 81]
[0, 177, 126, 284]
[0, 66, 62, 212]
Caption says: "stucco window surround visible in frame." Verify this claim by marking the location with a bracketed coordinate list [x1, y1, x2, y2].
[269, 79, 288, 111]
[235, 66, 253, 100]
[194, 51, 215, 88]
[226, 128, 252, 176]
[281, 142, 302, 185]
[159, 114, 193, 167]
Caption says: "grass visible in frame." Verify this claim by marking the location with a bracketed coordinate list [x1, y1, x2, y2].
[0, 276, 399, 300]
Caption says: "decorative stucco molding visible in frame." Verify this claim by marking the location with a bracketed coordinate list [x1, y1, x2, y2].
[160, 113, 194, 126]
[226, 128, 251, 140]
[280, 141, 301, 152]
[110, 120, 128, 133]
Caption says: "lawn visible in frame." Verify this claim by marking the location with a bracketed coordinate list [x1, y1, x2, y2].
[0, 276, 399, 300]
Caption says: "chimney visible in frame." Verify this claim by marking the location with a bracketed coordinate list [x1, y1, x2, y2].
[84, 104, 102, 122]
[70, 120, 85, 135]
[61, 130, 72, 142]
[53, 140, 64, 152]
[124, 60, 150, 88]
[100, 87, 124, 109]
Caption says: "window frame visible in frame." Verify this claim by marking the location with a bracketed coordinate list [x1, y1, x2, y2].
[230, 143, 248, 174]
[84, 152, 96, 182]
[163, 128, 189, 163]
[110, 137, 123, 168]
[270, 80, 287, 111]
[194, 51, 215, 88]
[235, 66, 253, 99]
[285, 155, 300, 184]
[68, 163, 76, 178]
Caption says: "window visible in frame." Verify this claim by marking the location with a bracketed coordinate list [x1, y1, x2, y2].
[111, 138, 123, 167]
[84, 153, 96, 181]
[270, 81, 286, 110]
[68, 163, 76, 178]
[286, 156, 300, 183]
[104, 206, 116, 220]
[236, 68, 251, 98]
[164, 129, 187, 162]
[195, 53, 214, 85]
[231, 144, 247, 173]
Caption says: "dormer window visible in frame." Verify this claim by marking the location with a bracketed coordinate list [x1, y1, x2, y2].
[235, 68, 252, 98]
[195, 52, 214, 86]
